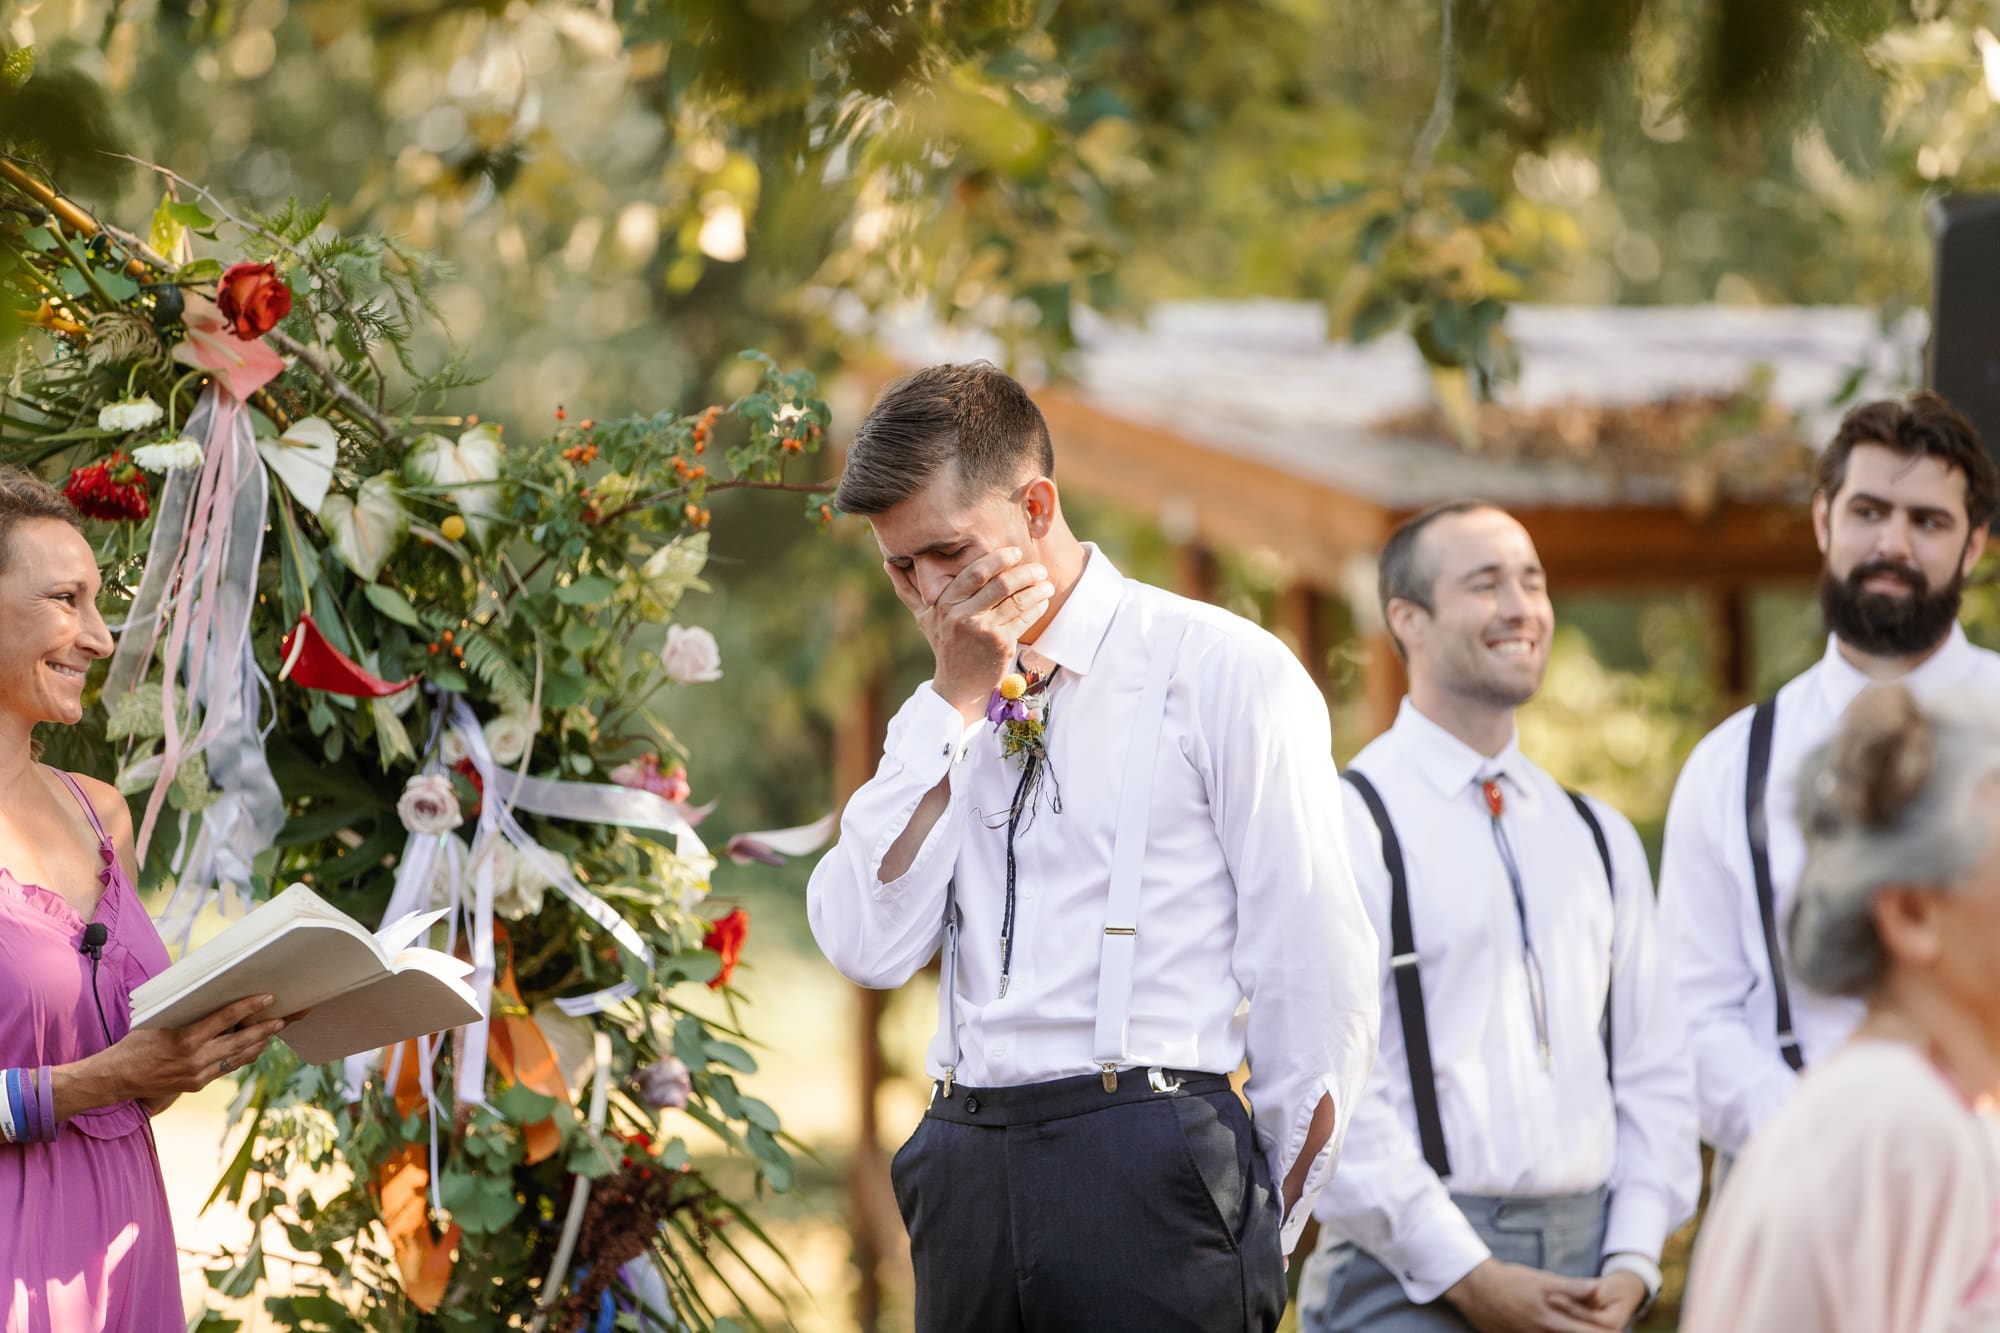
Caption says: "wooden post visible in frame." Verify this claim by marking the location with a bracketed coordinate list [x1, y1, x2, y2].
[1177, 542, 1221, 604]
[1359, 630, 1405, 738]
[1705, 584, 1755, 710]
[832, 600, 901, 1331]
[1277, 582, 1329, 693]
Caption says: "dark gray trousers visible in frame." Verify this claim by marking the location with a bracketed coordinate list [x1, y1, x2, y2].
[890, 1069, 1287, 1333]
[1295, 1188, 1610, 1332]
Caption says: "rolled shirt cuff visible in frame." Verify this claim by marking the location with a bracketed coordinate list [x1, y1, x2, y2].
[1601, 1182, 1671, 1264]
[1383, 1193, 1493, 1306]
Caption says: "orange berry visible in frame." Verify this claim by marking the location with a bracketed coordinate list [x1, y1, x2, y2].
[555, 406, 566, 421]
[429, 643, 440, 656]
[442, 630, 454, 644]
[693, 440, 705, 454]
[466, 413, 480, 426]
[580, 418, 594, 430]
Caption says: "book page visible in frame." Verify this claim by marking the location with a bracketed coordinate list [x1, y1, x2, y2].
[279, 961, 484, 1064]
[130, 922, 387, 1033]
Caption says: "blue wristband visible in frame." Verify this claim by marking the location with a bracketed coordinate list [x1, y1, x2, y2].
[0, 1069, 17, 1144]
[21, 1067, 42, 1143]
[7, 1068, 30, 1143]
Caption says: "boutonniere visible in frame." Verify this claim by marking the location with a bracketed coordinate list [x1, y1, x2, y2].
[987, 667, 1058, 771]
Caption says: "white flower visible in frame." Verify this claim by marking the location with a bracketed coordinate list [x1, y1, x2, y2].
[660, 624, 722, 683]
[404, 425, 503, 547]
[484, 712, 535, 767]
[397, 772, 463, 836]
[130, 437, 205, 473]
[664, 834, 716, 912]
[440, 728, 469, 766]
[491, 839, 548, 919]
[322, 473, 410, 581]
[98, 396, 164, 433]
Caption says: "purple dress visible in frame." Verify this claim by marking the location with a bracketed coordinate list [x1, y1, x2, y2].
[1, 770, 180, 1331]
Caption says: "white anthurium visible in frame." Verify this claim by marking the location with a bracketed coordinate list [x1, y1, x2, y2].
[404, 424, 503, 547]
[257, 415, 340, 516]
[321, 472, 410, 581]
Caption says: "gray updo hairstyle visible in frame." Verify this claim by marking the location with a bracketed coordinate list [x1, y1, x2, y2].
[1790, 684, 2000, 997]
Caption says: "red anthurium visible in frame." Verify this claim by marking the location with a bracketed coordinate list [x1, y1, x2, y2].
[278, 613, 418, 697]
[701, 908, 749, 990]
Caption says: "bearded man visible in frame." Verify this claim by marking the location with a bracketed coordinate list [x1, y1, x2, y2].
[1658, 391, 2000, 1171]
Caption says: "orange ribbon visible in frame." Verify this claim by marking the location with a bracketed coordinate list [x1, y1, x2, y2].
[369, 925, 575, 1305]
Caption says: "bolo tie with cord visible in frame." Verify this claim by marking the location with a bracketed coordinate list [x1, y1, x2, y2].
[988, 659, 1062, 999]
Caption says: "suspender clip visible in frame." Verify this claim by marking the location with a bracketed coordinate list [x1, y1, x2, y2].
[941, 1067, 955, 1097]
[1389, 951, 1420, 970]
[1100, 1064, 1118, 1093]
[1147, 1067, 1183, 1094]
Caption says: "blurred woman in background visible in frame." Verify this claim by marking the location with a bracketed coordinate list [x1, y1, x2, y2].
[1684, 683, 2000, 1332]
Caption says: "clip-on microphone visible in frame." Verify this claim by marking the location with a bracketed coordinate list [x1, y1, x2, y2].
[80, 923, 113, 1046]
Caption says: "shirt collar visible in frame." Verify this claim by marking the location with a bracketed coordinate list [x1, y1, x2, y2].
[1816, 623, 1979, 718]
[1025, 542, 1124, 678]
[1388, 696, 1529, 799]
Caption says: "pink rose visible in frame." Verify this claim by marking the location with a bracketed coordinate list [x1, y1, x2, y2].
[660, 625, 722, 683]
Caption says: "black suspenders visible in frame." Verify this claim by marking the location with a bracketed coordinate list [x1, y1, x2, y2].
[1341, 769, 1616, 1180]
[1746, 697, 1806, 1072]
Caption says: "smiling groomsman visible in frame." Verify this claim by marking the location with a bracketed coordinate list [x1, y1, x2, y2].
[1297, 502, 1699, 1333]
[1658, 392, 2000, 1171]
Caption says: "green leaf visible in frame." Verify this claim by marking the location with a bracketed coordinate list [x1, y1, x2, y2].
[738, 1095, 781, 1132]
[492, 1081, 559, 1125]
[560, 619, 598, 654]
[176, 258, 224, 283]
[95, 266, 139, 302]
[555, 574, 616, 606]
[21, 226, 54, 253]
[150, 195, 215, 258]
[1357, 211, 1400, 266]
[362, 583, 423, 628]
[704, 1039, 758, 1074]
[1348, 294, 1402, 344]
[1, 46, 33, 91]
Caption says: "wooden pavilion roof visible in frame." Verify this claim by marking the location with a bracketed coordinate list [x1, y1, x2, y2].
[858, 301, 1922, 593]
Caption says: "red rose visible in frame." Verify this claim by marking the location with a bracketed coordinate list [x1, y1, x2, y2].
[64, 455, 150, 522]
[215, 261, 293, 340]
[701, 908, 749, 990]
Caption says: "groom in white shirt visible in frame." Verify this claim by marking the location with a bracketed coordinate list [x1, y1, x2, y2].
[1298, 502, 1699, 1332]
[808, 362, 1380, 1332]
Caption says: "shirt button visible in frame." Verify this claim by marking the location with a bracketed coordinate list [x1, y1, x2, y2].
[940, 742, 951, 757]
[963, 1095, 980, 1114]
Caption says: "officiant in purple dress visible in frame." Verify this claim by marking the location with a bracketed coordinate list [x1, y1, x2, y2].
[0, 470, 289, 1333]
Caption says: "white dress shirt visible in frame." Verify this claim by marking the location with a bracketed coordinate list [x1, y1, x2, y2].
[808, 544, 1381, 1251]
[1658, 625, 2000, 1156]
[1315, 700, 1700, 1303]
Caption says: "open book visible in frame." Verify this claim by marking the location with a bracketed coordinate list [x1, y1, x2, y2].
[130, 883, 484, 1065]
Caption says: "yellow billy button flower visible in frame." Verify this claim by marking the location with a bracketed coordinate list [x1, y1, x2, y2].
[998, 672, 1028, 701]
[440, 514, 468, 542]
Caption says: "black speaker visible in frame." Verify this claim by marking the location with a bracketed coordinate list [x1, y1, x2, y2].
[1929, 194, 2000, 517]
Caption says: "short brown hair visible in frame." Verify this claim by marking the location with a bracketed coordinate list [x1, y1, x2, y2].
[834, 362, 1055, 515]
[1817, 392, 1999, 529]
[0, 467, 82, 575]
[1378, 500, 1504, 660]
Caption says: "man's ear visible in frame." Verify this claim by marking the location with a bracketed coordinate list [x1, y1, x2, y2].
[1811, 489, 1832, 556]
[1385, 598, 1426, 658]
[1022, 477, 1059, 539]
[1963, 523, 1988, 578]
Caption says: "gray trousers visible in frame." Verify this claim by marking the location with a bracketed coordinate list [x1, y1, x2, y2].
[1295, 1188, 1610, 1332]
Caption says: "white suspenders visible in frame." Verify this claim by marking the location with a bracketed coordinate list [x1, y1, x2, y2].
[935, 603, 1189, 1097]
